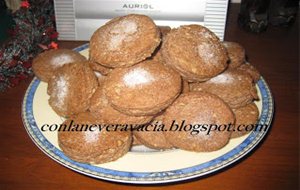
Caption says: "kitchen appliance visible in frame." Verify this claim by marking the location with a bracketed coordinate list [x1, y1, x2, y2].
[54, 0, 229, 40]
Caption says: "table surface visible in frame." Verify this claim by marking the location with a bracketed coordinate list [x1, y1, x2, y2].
[0, 4, 298, 190]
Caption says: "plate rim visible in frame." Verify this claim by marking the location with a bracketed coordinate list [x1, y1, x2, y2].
[21, 43, 274, 184]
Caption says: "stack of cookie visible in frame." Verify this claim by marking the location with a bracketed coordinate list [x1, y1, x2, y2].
[32, 14, 261, 164]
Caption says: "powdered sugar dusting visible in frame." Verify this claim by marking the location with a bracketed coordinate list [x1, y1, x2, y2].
[110, 35, 125, 50]
[109, 20, 138, 50]
[54, 75, 68, 108]
[210, 73, 233, 84]
[123, 68, 154, 87]
[52, 56, 73, 68]
[84, 130, 100, 143]
[119, 20, 138, 33]
[197, 43, 215, 63]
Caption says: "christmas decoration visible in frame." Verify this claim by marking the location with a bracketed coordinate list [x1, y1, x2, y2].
[49, 41, 59, 49]
[21, 1, 30, 8]
[0, 0, 58, 92]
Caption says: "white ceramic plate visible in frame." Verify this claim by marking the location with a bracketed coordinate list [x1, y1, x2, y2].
[22, 44, 274, 184]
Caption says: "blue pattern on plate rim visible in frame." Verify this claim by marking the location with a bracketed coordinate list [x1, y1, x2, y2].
[21, 44, 274, 183]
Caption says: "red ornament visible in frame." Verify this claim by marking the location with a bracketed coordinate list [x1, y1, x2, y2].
[49, 42, 59, 49]
[49, 32, 59, 39]
[21, 1, 30, 8]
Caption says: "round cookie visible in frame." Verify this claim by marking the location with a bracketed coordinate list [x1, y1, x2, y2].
[161, 25, 228, 82]
[89, 86, 153, 125]
[236, 63, 261, 82]
[103, 59, 182, 116]
[163, 92, 234, 152]
[231, 103, 259, 138]
[133, 114, 173, 150]
[223, 41, 246, 69]
[32, 49, 86, 82]
[48, 62, 98, 117]
[58, 112, 132, 164]
[189, 70, 259, 109]
[89, 14, 161, 68]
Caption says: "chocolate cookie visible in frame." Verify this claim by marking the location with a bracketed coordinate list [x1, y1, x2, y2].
[231, 103, 259, 138]
[89, 86, 153, 125]
[223, 41, 246, 69]
[161, 25, 228, 82]
[58, 112, 132, 164]
[32, 49, 86, 82]
[163, 92, 234, 152]
[103, 59, 182, 116]
[89, 14, 160, 68]
[190, 70, 258, 108]
[133, 114, 173, 150]
[236, 63, 261, 82]
[48, 62, 98, 117]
